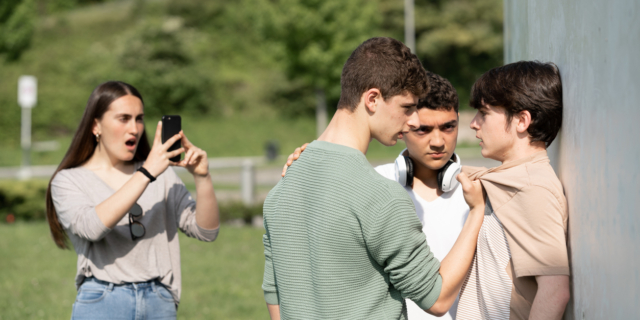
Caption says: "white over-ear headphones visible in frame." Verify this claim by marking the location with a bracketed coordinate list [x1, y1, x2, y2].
[394, 149, 462, 192]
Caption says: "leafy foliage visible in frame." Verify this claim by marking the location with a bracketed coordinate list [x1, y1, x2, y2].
[0, 0, 503, 148]
[218, 201, 264, 224]
[0, 178, 263, 223]
[380, 0, 504, 105]
[0, 0, 35, 61]
[116, 18, 216, 117]
[256, 0, 382, 116]
[0, 179, 48, 222]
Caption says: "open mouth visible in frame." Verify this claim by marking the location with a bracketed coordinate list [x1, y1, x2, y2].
[125, 137, 137, 149]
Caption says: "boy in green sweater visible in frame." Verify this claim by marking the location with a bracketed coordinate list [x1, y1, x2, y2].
[262, 37, 485, 320]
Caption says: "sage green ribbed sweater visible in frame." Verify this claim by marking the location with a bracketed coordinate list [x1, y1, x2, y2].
[262, 140, 442, 320]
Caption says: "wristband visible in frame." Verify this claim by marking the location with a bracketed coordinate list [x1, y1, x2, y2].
[137, 167, 156, 182]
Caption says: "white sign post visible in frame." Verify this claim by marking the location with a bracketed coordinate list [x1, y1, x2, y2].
[18, 76, 37, 180]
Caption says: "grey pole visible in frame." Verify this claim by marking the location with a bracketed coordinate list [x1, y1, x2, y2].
[241, 159, 255, 206]
[404, 0, 416, 53]
[19, 107, 32, 179]
[18, 76, 37, 180]
[316, 88, 327, 138]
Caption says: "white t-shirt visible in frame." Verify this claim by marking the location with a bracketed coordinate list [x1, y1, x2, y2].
[375, 163, 469, 320]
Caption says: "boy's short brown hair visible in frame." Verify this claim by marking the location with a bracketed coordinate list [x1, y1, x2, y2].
[418, 72, 459, 112]
[338, 37, 429, 111]
[470, 60, 563, 146]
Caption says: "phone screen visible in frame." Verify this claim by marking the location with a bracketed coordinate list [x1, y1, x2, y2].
[162, 115, 182, 162]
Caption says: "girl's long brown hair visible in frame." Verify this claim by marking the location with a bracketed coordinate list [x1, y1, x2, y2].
[46, 81, 151, 249]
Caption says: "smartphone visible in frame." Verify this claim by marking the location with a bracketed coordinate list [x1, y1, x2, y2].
[162, 115, 182, 163]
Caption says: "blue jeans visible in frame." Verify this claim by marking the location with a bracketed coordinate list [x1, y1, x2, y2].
[71, 277, 177, 320]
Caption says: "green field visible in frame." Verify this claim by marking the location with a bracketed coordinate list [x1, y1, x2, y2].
[0, 222, 269, 320]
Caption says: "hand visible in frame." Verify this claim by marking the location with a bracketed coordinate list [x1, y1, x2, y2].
[457, 172, 485, 210]
[281, 143, 309, 177]
[144, 121, 185, 177]
[176, 131, 209, 177]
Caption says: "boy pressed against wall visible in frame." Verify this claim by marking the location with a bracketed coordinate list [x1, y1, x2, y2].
[262, 37, 486, 320]
[375, 72, 469, 320]
[457, 61, 570, 320]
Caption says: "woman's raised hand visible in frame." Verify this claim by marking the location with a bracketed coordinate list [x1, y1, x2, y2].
[175, 131, 209, 177]
[144, 121, 185, 177]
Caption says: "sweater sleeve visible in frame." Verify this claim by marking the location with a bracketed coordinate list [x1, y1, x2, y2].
[261, 183, 280, 305]
[50, 171, 111, 242]
[165, 168, 219, 242]
[262, 217, 279, 304]
[361, 197, 443, 310]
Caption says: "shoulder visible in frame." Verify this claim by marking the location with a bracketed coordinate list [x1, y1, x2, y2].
[51, 167, 86, 187]
[363, 166, 415, 212]
[506, 185, 567, 224]
[524, 162, 566, 207]
[374, 163, 397, 182]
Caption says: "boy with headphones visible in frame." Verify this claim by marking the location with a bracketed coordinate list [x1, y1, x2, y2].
[374, 72, 468, 320]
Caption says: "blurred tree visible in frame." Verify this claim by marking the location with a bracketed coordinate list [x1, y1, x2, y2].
[117, 18, 216, 117]
[380, 0, 503, 106]
[0, 0, 35, 61]
[256, 0, 381, 117]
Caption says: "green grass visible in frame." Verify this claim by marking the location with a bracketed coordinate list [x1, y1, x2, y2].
[0, 222, 269, 320]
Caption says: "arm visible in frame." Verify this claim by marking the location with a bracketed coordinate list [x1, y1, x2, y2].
[262, 208, 280, 320]
[95, 121, 184, 228]
[51, 122, 184, 241]
[178, 132, 219, 230]
[169, 132, 220, 241]
[529, 275, 570, 320]
[425, 172, 485, 316]
[267, 304, 281, 320]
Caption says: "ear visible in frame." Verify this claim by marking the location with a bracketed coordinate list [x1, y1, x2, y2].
[92, 118, 101, 136]
[515, 110, 532, 133]
[363, 88, 382, 113]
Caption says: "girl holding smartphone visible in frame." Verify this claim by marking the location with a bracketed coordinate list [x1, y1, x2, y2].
[45, 81, 220, 319]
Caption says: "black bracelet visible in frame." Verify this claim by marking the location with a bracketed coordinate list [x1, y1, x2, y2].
[137, 167, 156, 182]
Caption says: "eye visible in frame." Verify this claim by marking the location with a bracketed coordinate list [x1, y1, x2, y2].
[403, 105, 416, 113]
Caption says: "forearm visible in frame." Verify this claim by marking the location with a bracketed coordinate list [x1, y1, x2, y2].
[430, 205, 484, 312]
[529, 275, 570, 320]
[194, 173, 220, 229]
[95, 172, 150, 228]
[267, 304, 280, 320]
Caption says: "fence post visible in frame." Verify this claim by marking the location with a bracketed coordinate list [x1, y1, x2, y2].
[241, 159, 255, 206]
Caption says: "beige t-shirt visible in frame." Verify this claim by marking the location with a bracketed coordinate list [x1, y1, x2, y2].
[51, 163, 219, 305]
[457, 151, 569, 319]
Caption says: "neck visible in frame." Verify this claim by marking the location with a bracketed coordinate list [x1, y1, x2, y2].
[84, 144, 130, 173]
[501, 140, 546, 165]
[318, 108, 371, 154]
[413, 161, 440, 190]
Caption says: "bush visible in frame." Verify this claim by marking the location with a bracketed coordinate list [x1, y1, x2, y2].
[0, 180, 263, 225]
[218, 201, 263, 224]
[0, 179, 48, 222]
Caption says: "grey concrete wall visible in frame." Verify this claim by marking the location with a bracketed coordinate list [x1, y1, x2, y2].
[504, 1, 640, 319]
